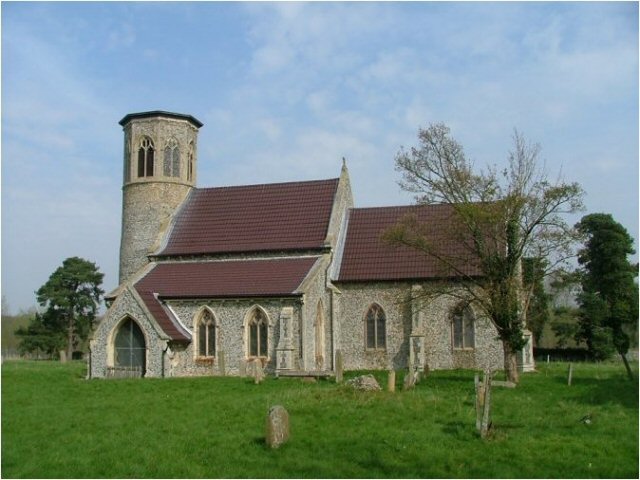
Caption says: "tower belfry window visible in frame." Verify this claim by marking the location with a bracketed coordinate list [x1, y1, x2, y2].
[163, 139, 180, 178]
[187, 142, 194, 182]
[137, 137, 155, 177]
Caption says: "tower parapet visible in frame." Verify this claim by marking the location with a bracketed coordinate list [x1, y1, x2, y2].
[118, 111, 203, 284]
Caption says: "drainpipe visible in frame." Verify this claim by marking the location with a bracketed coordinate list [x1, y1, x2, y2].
[161, 342, 170, 378]
[87, 344, 92, 380]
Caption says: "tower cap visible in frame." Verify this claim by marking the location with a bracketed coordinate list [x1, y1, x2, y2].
[119, 111, 203, 128]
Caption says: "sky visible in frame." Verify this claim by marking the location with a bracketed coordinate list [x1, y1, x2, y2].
[2, 1, 638, 314]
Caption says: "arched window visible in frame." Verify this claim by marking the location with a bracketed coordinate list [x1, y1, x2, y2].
[114, 317, 146, 375]
[248, 308, 268, 358]
[196, 309, 216, 358]
[163, 138, 180, 178]
[452, 303, 475, 349]
[365, 304, 386, 350]
[137, 137, 155, 177]
[187, 142, 194, 182]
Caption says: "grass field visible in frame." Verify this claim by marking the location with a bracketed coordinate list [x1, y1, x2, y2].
[1, 361, 637, 478]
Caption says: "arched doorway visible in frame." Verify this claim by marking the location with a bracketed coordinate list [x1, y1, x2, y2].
[114, 317, 146, 376]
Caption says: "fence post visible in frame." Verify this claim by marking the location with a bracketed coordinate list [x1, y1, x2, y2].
[567, 363, 573, 386]
[480, 370, 493, 439]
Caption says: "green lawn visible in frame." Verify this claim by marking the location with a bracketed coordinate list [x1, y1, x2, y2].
[1, 360, 637, 478]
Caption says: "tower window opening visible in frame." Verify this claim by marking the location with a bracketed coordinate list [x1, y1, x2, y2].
[137, 137, 155, 177]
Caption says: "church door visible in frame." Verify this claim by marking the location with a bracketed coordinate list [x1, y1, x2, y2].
[114, 317, 146, 376]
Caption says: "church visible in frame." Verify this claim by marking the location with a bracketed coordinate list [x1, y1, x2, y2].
[89, 111, 533, 378]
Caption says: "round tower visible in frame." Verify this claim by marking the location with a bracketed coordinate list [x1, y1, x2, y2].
[118, 111, 203, 284]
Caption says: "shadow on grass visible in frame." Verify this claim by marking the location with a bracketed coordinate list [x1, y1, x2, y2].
[547, 366, 639, 408]
[573, 377, 639, 408]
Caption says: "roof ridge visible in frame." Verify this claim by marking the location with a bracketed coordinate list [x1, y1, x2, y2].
[194, 177, 339, 193]
[351, 203, 454, 212]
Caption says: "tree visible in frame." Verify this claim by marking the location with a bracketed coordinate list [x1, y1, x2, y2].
[575, 213, 638, 378]
[33, 257, 104, 359]
[522, 257, 552, 345]
[15, 312, 66, 357]
[386, 124, 584, 383]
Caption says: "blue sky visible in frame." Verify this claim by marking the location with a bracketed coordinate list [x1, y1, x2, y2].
[2, 1, 638, 313]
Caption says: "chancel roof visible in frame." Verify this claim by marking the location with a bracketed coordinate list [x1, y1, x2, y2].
[134, 257, 320, 341]
[337, 204, 483, 282]
[158, 178, 340, 256]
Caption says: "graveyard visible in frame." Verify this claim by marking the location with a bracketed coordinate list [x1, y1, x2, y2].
[1, 360, 637, 478]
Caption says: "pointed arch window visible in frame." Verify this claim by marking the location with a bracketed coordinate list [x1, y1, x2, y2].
[365, 304, 386, 350]
[163, 138, 180, 178]
[248, 308, 268, 358]
[137, 137, 155, 177]
[196, 309, 216, 358]
[452, 303, 475, 349]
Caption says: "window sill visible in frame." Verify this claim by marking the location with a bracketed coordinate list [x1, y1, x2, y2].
[195, 357, 215, 365]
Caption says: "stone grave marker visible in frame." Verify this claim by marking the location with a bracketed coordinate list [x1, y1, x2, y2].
[403, 368, 416, 391]
[387, 370, 396, 392]
[253, 359, 264, 384]
[265, 405, 290, 449]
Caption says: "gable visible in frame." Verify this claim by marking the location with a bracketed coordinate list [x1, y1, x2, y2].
[158, 178, 340, 256]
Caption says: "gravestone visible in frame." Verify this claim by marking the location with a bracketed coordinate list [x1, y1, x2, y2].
[387, 370, 396, 392]
[265, 405, 290, 449]
[403, 369, 416, 391]
[253, 360, 264, 384]
[239, 359, 247, 377]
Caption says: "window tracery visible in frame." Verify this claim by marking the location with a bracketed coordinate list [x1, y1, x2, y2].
[196, 309, 216, 358]
[365, 303, 386, 350]
[452, 303, 475, 349]
[137, 137, 155, 177]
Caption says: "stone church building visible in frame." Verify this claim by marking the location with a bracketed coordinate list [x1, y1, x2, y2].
[89, 111, 533, 378]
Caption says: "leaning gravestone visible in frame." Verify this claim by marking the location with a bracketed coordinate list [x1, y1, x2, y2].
[265, 405, 290, 448]
[403, 369, 416, 391]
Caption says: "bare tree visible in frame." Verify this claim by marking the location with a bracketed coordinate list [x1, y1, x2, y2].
[385, 124, 584, 383]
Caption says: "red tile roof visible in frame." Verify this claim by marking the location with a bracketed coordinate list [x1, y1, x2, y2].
[134, 257, 320, 341]
[337, 205, 482, 282]
[159, 178, 339, 256]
